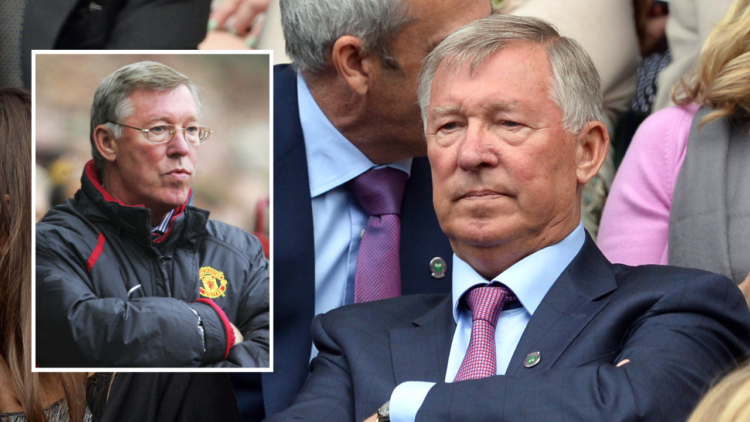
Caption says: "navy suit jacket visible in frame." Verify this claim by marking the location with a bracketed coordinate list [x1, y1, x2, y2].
[232, 64, 454, 420]
[267, 236, 750, 422]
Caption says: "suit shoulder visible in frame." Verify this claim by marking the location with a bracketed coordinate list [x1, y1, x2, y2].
[612, 263, 739, 302]
[614, 263, 733, 286]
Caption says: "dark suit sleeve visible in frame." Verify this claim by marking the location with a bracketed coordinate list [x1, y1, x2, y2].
[416, 274, 750, 422]
[264, 313, 357, 422]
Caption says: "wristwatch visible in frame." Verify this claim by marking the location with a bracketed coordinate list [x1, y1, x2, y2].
[376, 401, 390, 422]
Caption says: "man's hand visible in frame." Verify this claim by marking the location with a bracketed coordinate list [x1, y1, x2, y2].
[363, 414, 378, 422]
[738, 272, 750, 309]
[231, 322, 244, 345]
[208, 0, 269, 37]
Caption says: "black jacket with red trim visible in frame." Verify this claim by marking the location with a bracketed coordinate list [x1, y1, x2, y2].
[36, 161, 269, 367]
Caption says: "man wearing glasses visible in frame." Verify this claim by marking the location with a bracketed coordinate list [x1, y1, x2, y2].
[36, 61, 269, 368]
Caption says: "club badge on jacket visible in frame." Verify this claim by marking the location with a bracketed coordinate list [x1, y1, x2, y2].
[199, 266, 228, 298]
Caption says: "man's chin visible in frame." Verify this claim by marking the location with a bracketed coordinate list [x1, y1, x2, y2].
[159, 189, 191, 209]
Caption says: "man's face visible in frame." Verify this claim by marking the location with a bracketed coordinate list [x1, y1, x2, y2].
[107, 85, 199, 217]
[368, 0, 491, 157]
[426, 42, 584, 277]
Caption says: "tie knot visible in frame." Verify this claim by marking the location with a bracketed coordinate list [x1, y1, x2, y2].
[351, 167, 407, 216]
[464, 285, 516, 326]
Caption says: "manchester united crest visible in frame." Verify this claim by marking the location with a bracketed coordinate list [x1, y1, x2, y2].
[199, 266, 228, 298]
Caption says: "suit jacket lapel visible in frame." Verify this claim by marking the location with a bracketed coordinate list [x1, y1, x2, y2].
[390, 295, 454, 385]
[264, 64, 317, 415]
[506, 235, 617, 376]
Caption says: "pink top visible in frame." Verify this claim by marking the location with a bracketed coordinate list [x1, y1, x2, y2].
[598, 104, 700, 265]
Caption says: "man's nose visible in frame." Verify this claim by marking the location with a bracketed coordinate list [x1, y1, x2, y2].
[457, 123, 498, 170]
[167, 128, 191, 156]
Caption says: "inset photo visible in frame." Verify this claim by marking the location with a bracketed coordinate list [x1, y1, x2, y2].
[33, 51, 272, 371]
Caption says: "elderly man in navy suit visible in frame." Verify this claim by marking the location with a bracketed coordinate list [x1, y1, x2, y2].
[233, 0, 493, 419]
[266, 14, 750, 422]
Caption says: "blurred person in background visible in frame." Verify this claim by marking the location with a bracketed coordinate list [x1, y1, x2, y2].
[17, 0, 210, 89]
[6, 0, 272, 89]
[0, 87, 89, 422]
[653, 0, 733, 111]
[201, 0, 270, 50]
[35, 61, 269, 368]
[599, 0, 750, 292]
[687, 364, 750, 422]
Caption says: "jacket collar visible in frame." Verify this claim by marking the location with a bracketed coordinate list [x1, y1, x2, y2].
[79, 160, 205, 249]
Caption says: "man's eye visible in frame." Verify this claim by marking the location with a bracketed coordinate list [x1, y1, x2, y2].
[502, 120, 520, 128]
[185, 126, 199, 133]
[440, 122, 458, 131]
[150, 126, 167, 133]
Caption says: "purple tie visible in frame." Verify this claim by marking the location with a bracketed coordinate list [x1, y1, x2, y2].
[454, 284, 517, 382]
[351, 167, 407, 303]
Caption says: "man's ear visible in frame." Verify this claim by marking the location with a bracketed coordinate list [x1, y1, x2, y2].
[93, 125, 118, 163]
[575, 121, 609, 185]
[331, 35, 378, 95]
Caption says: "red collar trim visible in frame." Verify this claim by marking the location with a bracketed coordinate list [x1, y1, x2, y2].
[84, 160, 146, 208]
[84, 160, 191, 244]
[153, 202, 187, 244]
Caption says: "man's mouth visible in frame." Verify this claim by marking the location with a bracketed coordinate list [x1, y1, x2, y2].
[167, 169, 191, 179]
[461, 190, 506, 200]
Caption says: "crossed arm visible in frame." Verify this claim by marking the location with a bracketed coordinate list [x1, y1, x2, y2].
[269, 275, 750, 421]
[35, 232, 269, 368]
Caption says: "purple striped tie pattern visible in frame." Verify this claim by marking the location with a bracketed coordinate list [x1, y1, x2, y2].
[454, 285, 517, 381]
[351, 167, 407, 303]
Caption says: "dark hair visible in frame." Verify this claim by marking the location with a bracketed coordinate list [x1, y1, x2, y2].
[0, 88, 87, 422]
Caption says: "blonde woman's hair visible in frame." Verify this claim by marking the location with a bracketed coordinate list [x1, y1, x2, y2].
[673, 0, 750, 125]
[688, 364, 750, 422]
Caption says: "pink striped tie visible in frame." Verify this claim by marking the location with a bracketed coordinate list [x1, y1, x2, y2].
[454, 285, 517, 381]
[351, 167, 407, 303]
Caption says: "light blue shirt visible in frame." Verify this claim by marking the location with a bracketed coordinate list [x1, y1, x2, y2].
[297, 74, 411, 358]
[390, 224, 586, 422]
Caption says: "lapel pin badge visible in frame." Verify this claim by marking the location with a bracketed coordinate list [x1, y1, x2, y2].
[429, 257, 446, 279]
[524, 351, 541, 368]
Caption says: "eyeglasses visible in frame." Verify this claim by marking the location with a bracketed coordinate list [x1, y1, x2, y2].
[107, 122, 213, 145]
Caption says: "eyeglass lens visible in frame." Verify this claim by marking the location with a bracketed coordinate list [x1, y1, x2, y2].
[148, 125, 210, 144]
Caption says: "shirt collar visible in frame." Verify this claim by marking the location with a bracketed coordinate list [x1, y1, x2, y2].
[451, 223, 586, 322]
[151, 209, 174, 234]
[297, 73, 411, 198]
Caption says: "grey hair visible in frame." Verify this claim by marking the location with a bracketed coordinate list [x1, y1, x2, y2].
[418, 14, 602, 133]
[280, 0, 414, 73]
[89, 61, 202, 171]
